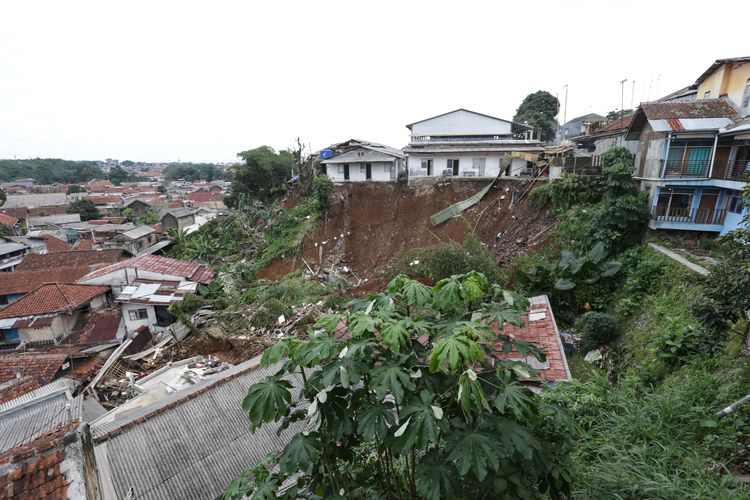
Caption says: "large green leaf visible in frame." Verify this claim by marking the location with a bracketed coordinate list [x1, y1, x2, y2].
[381, 320, 410, 352]
[402, 279, 432, 308]
[457, 369, 489, 414]
[432, 278, 463, 312]
[357, 402, 396, 441]
[494, 417, 540, 460]
[554, 278, 576, 290]
[588, 241, 606, 264]
[348, 311, 379, 338]
[393, 393, 442, 451]
[295, 332, 339, 366]
[493, 372, 535, 420]
[481, 307, 525, 330]
[600, 259, 622, 277]
[462, 271, 489, 305]
[371, 363, 415, 403]
[314, 313, 342, 334]
[415, 450, 457, 500]
[242, 376, 293, 430]
[429, 333, 483, 373]
[446, 429, 501, 481]
[278, 433, 321, 474]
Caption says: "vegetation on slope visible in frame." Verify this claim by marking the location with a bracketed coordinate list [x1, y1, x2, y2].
[0, 158, 104, 184]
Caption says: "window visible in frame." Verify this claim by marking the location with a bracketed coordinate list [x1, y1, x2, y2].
[728, 190, 745, 214]
[742, 79, 750, 111]
[655, 187, 695, 218]
[128, 308, 149, 321]
[704, 91, 712, 99]
[383, 164, 391, 172]
[665, 138, 714, 176]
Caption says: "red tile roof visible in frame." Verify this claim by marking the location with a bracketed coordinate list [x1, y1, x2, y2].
[168, 199, 185, 208]
[81, 254, 214, 284]
[28, 205, 70, 217]
[0, 213, 17, 226]
[102, 216, 127, 224]
[15, 249, 127, 271]
[640, 99, 738, 120]
[0, 377, 43, 405]
[0, 266, 91, 295]
[0, 353, 68, 385]
[186, 192, 224, 203]
[0, 208, 29, 221]
[0, 422, 79, 499]
[0, 284, 109, 319]
[492, 295, 571, 383]
[36, 235, 72, 252]
[74, 239, 95, 251]
[593, 113, 635, 134]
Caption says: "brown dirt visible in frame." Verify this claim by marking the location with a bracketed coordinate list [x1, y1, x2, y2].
[257, 178, 555, 292]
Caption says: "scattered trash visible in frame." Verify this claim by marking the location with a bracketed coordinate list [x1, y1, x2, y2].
[277, 314, 286, 325]
[584, 349, 602, 363]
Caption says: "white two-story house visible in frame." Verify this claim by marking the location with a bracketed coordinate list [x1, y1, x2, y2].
[403, 109, 543, 179]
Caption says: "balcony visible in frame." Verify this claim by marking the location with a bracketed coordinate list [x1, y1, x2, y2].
[651, 206, 727, 225]
[725, 159, 750, 182]
[662, 159, 710, 178]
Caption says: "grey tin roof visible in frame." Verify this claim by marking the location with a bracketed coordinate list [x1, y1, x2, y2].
[0, 389, 82, 453]
[93, 358, 306, 500]
[121, 225, 156, 240]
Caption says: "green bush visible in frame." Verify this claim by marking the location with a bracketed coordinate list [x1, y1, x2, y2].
[310, 174, 333, 213]
[396, 234, 506, 285]
[578, 312, 619, 351]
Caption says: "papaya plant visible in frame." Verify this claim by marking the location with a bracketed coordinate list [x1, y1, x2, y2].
[226, 272, 576, 499]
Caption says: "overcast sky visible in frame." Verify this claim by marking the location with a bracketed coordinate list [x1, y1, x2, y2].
[1, 0, 748, 163]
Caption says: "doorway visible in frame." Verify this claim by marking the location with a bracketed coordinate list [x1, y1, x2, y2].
[344, 163, 350, 180]
[696, 189, 719, 224]
[365, 163, 372, 180]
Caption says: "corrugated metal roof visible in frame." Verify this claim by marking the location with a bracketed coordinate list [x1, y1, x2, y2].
[0, 242, 28, 255]
[122, 225, 156, 240]
[27, 213, 81, 226]
[0, 378, 77, 413]
[93, 359, 306, 500]
[649, 117, 733, 132]
[82, 397, 108, 422]
[0, 390, 82, 453]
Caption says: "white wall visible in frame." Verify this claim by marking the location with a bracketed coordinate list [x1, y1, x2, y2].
[326, 162, 394, 182]
[411, 110, 512, 136]
[407, 154, 530, 178]
[122, 303, 157, 333]
[81, 269, 190, 294]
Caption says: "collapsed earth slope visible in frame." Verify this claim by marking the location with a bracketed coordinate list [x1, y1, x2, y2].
[258, 178, 555, 290]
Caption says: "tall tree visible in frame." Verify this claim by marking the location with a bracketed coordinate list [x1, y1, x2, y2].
[513, 91, 560, 142]
[68, 199, 100, 221]
[226, 146, 295, 206]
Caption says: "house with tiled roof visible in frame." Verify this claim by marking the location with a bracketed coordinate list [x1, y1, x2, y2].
[15, 249, 128, 272]
[101, 225, 158, 255]
[571, 113, 637, 160]
[0, 266, 93, 306]
[79, 254, 214, 292]
[0, 283, 110, 348]
[626, 98, 748, 235]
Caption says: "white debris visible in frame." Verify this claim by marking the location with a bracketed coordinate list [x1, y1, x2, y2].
[584, 349, 603, 363]
[277, 314, 286, 325]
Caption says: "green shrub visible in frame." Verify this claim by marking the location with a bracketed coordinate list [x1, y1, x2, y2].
[396, 234, 506, 285]
[310, 174, 333, 213]
[578, 312, 619, 351]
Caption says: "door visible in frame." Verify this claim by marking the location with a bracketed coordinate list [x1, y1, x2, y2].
[696, 189, 719, 224]
[365, 163, 372, 180]
[344, 164, 350, 180]
[711, 147, 731, 179]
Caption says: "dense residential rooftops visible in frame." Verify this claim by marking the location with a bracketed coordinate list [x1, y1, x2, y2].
[626, 99, 740, 139]
[15, 249, 127, 271]
[2, 193, 68, 209]
[81, 254, 214, 284]
[0, 353, 69, 385]
[0, 266, 93, 296]
[0, 283, 109, 319]
[91, 358, 305, 500]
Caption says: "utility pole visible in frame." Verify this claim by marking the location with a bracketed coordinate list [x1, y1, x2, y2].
[630, 80, 636, 109]
[620, 79, 627, 122]
[562, 84, 568, 140]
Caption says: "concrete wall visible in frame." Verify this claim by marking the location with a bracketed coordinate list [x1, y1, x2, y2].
[122, 303, 157, 333]
[592, 135, 639, 158]
[20, 313, 79, 344]
[634, 124, 667, 179]
[697, 61, 750, 115]
[407, 154, 529, 178]
[326, 161, 395, 182]
[411, 109, 512, 136]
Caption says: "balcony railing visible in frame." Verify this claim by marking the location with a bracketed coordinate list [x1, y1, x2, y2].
[725, 159, 750, 182]
[663, 159, 710, 177]
[651, 206, 727, 225]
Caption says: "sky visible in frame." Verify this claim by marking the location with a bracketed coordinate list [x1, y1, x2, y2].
[1, 0, 748, 163]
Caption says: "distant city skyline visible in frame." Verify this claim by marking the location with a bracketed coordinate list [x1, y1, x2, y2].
[1, 0, 748, 163]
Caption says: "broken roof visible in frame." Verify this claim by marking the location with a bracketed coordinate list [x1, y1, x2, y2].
[15, 249, 127, 271]
[116, 281, 197, 305]
[0, 283, 109, 320]
[626, 99, 740, 139]
[0, 266, 94, 296]
[92, 358, 305, 500]
[81, 254, 214, 284]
